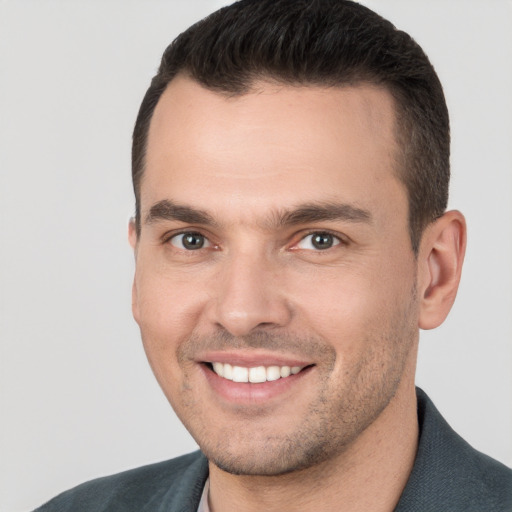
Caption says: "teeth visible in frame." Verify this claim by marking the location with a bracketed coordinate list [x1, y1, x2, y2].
[266, 366, 281, 381]
[223, 363, 233, 380]
[212, 362, 224, 377]
[210, 362, 305, 382]
[249, 366, 266, 383]
[232, 366, 249, 383]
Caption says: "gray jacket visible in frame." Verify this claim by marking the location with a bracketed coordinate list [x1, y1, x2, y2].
[34, 389, 512, 511]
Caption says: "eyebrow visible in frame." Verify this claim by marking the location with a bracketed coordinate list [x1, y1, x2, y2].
[275, 202, 372, 228]
[145, 200, 217, 226]
[144, 199, 372, 229]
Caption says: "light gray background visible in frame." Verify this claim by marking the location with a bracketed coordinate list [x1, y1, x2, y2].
[1, 1, 511, 511]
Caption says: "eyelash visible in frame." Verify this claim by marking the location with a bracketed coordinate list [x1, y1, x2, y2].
[163, 229, 347, 252]
[163, 231, 215, 251]
[292, 230, 345, 251]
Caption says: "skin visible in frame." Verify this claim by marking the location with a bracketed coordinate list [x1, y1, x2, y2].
[129, 75, 466, 512]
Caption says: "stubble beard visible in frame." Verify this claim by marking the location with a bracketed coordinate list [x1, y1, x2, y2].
[171, 296, 418, 477]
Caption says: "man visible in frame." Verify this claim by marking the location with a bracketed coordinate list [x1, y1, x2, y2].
[35, 0, 512, 510]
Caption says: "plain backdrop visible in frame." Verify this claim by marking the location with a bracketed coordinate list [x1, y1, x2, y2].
[1, 1, 511, 511]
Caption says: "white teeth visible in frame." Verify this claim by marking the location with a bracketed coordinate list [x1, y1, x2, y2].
[280, 366, 291, 378]
[232, 366, 249, 383]
[266, 366, 281, 381]
[210, 362, 305, 382]
[249, 366, 267, 383]
[223, 363, 233, 380]
[212, 362, 224, 377]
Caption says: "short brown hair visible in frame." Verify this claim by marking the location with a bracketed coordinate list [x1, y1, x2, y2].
[132, 0, 450, 252]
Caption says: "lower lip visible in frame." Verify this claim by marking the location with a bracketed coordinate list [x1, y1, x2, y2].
[201, 364, 313, 404]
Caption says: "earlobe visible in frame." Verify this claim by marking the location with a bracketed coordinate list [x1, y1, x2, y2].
[128, 218, 140, 323]
[128, 217, 138, 251]
[131, 278, 140, 324]
[418, 210, 467, 330]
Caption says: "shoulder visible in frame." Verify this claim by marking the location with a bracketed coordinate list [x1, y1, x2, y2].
[33, 451, 208, 512]
[395, 388, 512, 512]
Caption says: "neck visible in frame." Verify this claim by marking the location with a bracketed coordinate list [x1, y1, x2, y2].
[207, 381, 418, 512]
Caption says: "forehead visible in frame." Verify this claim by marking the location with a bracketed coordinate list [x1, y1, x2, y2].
[142, 75, 403, 223]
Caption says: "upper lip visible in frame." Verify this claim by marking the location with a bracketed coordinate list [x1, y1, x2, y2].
[197, 350, 313, 368]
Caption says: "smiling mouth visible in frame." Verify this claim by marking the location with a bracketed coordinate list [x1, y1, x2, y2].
[206, 362, 310, 383]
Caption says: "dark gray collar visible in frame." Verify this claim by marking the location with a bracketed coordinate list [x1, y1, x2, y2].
[394, 387, 511, 511]
[156, 388, 512, 511]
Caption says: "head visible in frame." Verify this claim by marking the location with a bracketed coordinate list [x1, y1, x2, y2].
[129, 0, 465, 477]
[132, 0, 450, 254]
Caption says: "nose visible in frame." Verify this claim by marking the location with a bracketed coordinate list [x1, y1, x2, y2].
[207, 252, 293, 337]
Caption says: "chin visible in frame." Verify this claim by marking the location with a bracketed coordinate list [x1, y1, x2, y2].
[206, 442, 333, 477]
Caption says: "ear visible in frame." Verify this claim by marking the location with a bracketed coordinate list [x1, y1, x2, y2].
[128, 218, 140, 323]
[418, 210, 467, 330]
[128, 217, 138, 252]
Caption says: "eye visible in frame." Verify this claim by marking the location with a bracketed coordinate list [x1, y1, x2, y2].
[168, 232, 211, 250]
[296, 232, 341, 250]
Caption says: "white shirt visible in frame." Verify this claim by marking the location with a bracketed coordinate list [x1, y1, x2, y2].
[197, 478, 210, 512]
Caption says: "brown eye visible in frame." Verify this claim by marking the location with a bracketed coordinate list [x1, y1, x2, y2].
[169, 232, 210, 250]
[297, 232, 341, 250]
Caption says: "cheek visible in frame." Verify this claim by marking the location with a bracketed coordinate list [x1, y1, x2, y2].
[135, 262, 207, 333]
[288, 258, 415, 347]
[133, 270, 205, 389]
[134, 271, 204, 410]
[289, 265, 381, 323]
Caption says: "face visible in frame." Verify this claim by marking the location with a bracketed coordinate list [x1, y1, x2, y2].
[130, 76, 420, 476]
